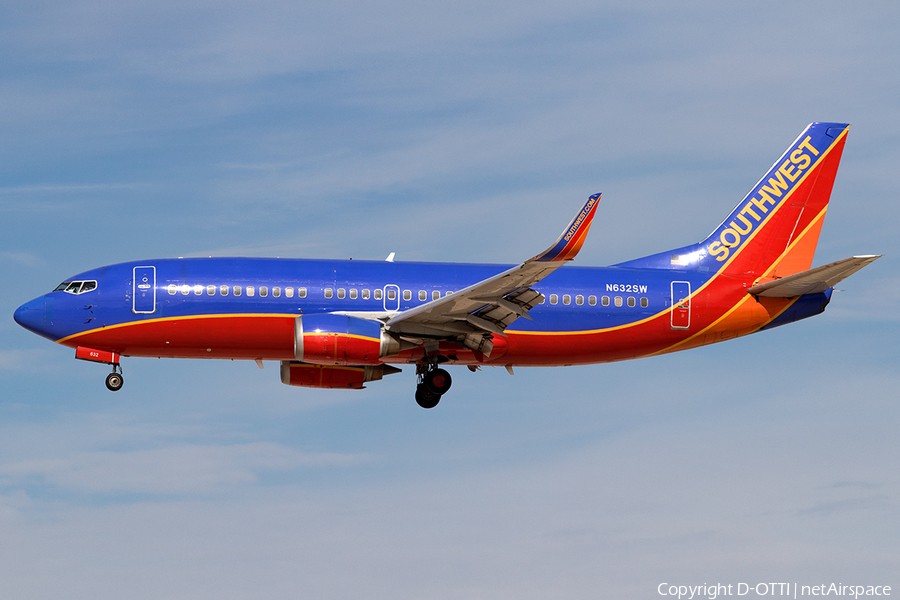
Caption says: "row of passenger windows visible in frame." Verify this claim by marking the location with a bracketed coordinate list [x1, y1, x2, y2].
[165, 283, 648, 309]
[547, 293, 649, 308]
[167, 284, 308, 298]
[324, 288, 449, 301]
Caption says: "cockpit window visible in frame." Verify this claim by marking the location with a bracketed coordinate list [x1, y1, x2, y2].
[54, 280, 98, 295]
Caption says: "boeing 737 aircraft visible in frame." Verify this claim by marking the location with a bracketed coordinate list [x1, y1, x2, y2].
[14, 122, 879, 408]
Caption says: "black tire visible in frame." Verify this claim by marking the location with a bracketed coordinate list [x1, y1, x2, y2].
[105, 372, 124, 392]
[424, 368, 452, 396]
[415, 384, 440, 409]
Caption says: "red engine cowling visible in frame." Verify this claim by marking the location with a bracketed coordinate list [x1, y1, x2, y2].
[280, 361, 401, 389]
[295, 314, 403, 365]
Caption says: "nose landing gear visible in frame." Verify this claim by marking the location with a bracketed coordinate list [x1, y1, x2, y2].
[74, 347, 124, 392]
[415, 363, 452, 409]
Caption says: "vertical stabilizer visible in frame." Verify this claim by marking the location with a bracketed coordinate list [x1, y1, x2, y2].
[613, 123, 849, 278]
[702, 122, 849, 280]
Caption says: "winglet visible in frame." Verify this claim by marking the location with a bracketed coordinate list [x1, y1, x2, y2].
[532, 193, 601, 262]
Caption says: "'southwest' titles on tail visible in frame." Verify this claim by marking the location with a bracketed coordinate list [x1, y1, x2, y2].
[704, 122, 848, 280]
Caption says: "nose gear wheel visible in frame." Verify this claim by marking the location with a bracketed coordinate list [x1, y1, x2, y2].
[105, 363, 124, 391]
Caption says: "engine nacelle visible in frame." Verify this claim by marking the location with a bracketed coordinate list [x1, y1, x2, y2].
[280, 361, 401, 389]
[294, 314, 403, 365]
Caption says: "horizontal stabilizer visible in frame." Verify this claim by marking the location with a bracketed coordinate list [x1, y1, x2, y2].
[748, 255, 880, 298]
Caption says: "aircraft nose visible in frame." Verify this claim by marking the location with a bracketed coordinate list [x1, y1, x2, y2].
[13, 297, 48, 336]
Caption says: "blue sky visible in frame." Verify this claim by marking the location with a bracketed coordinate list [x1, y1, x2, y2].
[2, 1, 899, 598]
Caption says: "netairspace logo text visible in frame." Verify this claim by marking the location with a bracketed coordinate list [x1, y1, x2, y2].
[658, 583, 891, 600]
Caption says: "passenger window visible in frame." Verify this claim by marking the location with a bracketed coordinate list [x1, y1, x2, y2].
[538, 295, 545, 304]
[207, 285, 216, 296]
[418, 290, 426, 301]
[563, 294, 571, 305]
[246, 286, 255, 297]
[550, 294, 558, 305]
[181, 285, 190, 296]
[234, 285, 242, 296]
[337, 288, 345, 299]
[260, 286, 268, 297]
[81, 281, 96, 293]
[349, 289, 358, 299]
[432, 290, 440, 300]
[445, 291, 453, 296]
[588, 295, 597, 306]
[614, 296, 623, 307]
[220, 285, 229, 296]
[324, 288, 333, 299]
[640, 297, 648, 308]
[403, 290, 411, 301]
[575, 295, 584, 306]
[602, 295, 610, 306]
[375, 289, 384, 300]
[193, 285, 203, 296]
[285, 287, 294, 298]
[298, 287, 307, 298]
[387, 289, 395, 301]
[627, 296, 636, 307]
[168, 284, 177, 295]
[273, 287, 281, 298]
[362, 289, 370, 300]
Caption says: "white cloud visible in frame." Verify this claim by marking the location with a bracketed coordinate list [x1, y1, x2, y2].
[0, 443, 370, 495]
[0, 251, 44, 268]
[0, 349, 58, 373]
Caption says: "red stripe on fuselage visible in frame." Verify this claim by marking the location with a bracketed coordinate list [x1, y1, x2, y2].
[59, 315, 296, 360]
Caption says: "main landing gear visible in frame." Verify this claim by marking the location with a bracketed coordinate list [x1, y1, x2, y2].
[415, 363, 453, 409]
[105, 364, 124, 392]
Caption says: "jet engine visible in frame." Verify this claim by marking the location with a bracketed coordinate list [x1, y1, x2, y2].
[294, 313, 406, 365]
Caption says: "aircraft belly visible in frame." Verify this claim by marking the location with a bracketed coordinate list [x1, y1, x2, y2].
[58, 314, 296, 360]
[495, 286, 792, 366]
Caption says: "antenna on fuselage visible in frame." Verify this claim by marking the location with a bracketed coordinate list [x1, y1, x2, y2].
[385, 252, 395, 262]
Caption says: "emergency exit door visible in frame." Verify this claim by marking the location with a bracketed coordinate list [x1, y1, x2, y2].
[670, 281, 690, 330]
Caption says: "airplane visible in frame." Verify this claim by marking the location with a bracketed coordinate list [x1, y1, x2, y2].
[14, 122, 879, 408]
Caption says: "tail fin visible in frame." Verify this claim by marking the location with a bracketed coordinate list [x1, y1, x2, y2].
[615, 122, 849, 278]
[703, 122, 848, 279]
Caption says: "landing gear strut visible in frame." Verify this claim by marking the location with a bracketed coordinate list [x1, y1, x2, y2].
[415, 362, 452, 409]
[105, 364, 124, 392]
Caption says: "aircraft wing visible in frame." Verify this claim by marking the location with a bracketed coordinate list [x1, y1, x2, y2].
[748, 255, 881, 298]
[384, 193, 601, 355]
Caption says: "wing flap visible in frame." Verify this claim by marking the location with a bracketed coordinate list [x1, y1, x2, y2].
[748, 255, 880, 298]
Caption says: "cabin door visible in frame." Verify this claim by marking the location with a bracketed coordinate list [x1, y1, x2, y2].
[133, 266, 156, 314]
[670, 281, 690, 330]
